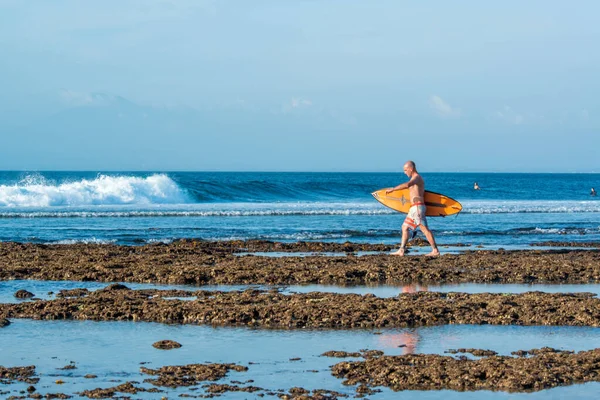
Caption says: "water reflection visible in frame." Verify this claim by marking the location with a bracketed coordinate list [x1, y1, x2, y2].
[3, 280, 600, 305]
[401, 284, 429, 294]
[378, 329, 419, 355]
[2, 320, 600, 399]
[377, 285, 426, 354]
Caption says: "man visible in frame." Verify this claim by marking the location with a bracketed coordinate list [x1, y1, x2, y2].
[386, 161, 439, 256]
[474, 182, 481, 190]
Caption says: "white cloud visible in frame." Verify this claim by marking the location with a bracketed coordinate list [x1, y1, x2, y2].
[291, 97, 313, 108]
[282, 97, 313, 113]
[59, 90, 94, 106]
[580, 109, 589, 121]
[428, 95, 461, 118]
[58, 90, 127, 108]
[495, 105, 524, 125]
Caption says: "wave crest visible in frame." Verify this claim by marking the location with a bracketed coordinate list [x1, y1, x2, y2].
[0, 174, 190, 207]
[0, 208, 395, 218]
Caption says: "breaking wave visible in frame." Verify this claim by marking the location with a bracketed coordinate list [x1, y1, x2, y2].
[0, 208, 394, 218]
[0, 174, 190, 207]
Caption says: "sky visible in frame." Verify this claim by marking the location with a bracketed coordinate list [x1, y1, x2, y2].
[0, 0, 598, 172]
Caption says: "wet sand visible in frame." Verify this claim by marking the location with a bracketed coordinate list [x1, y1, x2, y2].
[1, 241, 600, 285]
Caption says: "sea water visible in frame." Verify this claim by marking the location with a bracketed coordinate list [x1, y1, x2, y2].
[2, 172, 600, 398]
[0, 171, 598, 247]
[4, 280, 600, 303]
[2, 319, 600, 399]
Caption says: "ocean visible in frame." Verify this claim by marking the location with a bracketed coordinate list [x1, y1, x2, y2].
[3, 171, 600, 399]
[0, 171, 598, 247]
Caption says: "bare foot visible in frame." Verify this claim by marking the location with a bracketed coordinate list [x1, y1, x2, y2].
[426, 248, 440, 257]
[391, 248, 405, 256]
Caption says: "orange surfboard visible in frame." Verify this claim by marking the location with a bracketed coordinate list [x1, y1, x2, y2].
[372, 188, 462, 217]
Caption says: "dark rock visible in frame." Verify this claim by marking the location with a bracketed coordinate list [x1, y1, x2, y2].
[202, 383, 263, 394]
[140, 363, 248, 387]
[322, 350, 382, 359]
[331, 348, 600, 392]
[2, 241, 600, 287]
[446, 348, 498, 357]
[152, 340, 182, 350]
[101, 283, 130, 291]
[532, 241, 600, 248]
[289, 387, 309, 395]
[57, 288, 89, 298]
[321, 351, 361, 358]
[2, 289, 600, 329]
[0, 365, 38, 384]
[77, 381, 156, 398]
[14, 290, 34, 299]
[361, 350, 384, 359]
[510, 347, 572, 357]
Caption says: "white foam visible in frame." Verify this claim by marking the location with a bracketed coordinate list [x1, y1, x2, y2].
[50, 238, 118, 245]
[146, 238, 174, 244]
[203, 232, 355, 241]
[461, 200, 600, 214]
[0, 209, 396, 218]
[0, 174, 190, 207]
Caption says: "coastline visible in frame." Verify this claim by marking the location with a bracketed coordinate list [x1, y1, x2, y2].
[3, 240, 600, 398]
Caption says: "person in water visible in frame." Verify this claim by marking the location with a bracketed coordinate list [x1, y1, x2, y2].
[592, 188, 597, 196]
[474, 182, 481, 190]
[386, 161, 439, 256]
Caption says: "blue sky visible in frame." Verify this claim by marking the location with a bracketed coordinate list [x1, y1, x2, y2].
[0, 0, 598, 172]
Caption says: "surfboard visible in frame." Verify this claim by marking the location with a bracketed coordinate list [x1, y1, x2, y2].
[371, 188, 462, 217]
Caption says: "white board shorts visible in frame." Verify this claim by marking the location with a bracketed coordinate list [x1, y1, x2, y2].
[403, 203, 428, 229]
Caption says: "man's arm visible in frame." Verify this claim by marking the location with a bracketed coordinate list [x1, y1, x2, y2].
[386, 176, 419, 194]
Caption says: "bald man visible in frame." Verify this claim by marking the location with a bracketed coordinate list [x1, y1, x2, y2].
[386, 161, 439, 256]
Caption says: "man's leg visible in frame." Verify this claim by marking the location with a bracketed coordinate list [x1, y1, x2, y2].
[392, 224, 410, 256]
[419, 225, 439, 256]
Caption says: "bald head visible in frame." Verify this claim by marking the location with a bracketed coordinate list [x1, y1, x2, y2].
[403, 161, 416, 177]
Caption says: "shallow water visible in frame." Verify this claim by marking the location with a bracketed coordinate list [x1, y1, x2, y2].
[287, 283, 600, 297]
[2, 320, 600, 399]
[3, 280, 600, 304]
[235, 245, 593, 257]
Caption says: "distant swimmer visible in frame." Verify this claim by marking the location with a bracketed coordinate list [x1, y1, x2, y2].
[474, 182, 481, 190]
[592, 188, 597, 197]
[386, 161, 439, 257]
